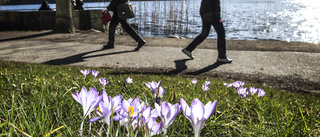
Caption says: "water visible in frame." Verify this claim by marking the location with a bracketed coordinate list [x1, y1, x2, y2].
[1, 0, 319, 44]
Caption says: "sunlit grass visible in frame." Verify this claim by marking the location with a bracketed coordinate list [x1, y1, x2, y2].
[0, 61, 319, 136]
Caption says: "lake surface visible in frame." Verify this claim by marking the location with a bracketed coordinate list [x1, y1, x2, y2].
[1, 0, 319, 44]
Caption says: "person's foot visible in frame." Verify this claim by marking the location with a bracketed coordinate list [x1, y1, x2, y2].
[182, 48, 194, 59]
[134, 39, 146, 51]
[103, 44, 114, 49]
[217, 57, 232, 63]
[103, 42, 114, 49]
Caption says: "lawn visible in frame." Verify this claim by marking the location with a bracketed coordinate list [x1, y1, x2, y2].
[0, 61, 319, 136]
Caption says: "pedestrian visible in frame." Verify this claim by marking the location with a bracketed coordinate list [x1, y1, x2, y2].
[182, 0, 232, 63]
[74, 0, 84, 10]
[100, 9, 112, 32]
[38, 1, 53, 11]
[104, 0, 145, 51]
[71, 0, 76, 10]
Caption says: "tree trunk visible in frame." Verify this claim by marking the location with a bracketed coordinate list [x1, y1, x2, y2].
[55, 0, 75, 33]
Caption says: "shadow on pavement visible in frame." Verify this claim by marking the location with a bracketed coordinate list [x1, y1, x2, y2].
[44, 48, 137, 65]
[186, 62, 225, 75]
[168, 59, 192, 74]
[0, 31, 56, 42]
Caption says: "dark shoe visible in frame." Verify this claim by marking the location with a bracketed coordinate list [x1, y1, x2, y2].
[103, 42, 114, 49]
[134, 39, 146, 51]
[103, 44, 114, 49]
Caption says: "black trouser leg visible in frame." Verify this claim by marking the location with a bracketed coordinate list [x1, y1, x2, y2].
[186, 22, 211, 51]
[120, 20, 143, 42]
[212, 18, 226, 58]
[108, 15, 120, 44]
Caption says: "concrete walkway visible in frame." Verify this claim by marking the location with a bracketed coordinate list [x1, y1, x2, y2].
[0, 32, 319, 94]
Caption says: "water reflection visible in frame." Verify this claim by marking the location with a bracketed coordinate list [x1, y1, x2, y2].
[0, 0, 319, 44]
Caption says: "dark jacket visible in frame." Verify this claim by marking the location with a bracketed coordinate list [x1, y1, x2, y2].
[38, 1, 53, 11]
[200, 0, 221, 16]
[107, 0, 129, 12]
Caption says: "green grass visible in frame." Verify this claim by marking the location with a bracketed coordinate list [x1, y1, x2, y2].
[0, 61, 319, 136]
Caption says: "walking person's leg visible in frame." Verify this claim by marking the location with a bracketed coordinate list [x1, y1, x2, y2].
[212, 17, 232, 63]
[104, 15, 120, 49]
[183, 13, 211, 59]
[120, 20, 145, 51]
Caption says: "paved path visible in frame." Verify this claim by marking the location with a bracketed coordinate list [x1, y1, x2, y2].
[0, 33, 319, 94]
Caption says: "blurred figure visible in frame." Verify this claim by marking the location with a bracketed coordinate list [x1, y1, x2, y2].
[38, 0, 53, 11]
[100, 10, 112, 32]
[182, 0, 232, 63]
[71, 0, 76, 10]
[103, 0, 145, 51]
[75, 0, 84, 10]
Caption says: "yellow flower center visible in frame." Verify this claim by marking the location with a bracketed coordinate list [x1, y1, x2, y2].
[128, 106, 134, 117]
[97, 107, 101, 112]
[153, 121, 158, 126]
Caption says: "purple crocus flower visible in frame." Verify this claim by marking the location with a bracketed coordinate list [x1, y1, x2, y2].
[88, 91, 122, 126]
[232, 81, 245, 89]
[223, 83, 233, 87]
[201, 85, 210, 91]
[249, 87, 258, 95]
[237, 87, 249, 98]
[71, 87, 102, 118]
[180, 98, 218, 137]
[91, 70, 100, 78]
[126, 77, 133, 84]
[99, 77, 109, 87]
[141, 106, 161, 136]
[145, 81, 166, 99]
[113, 98, 146, 131]
[114, 98, 145, 124]
[145, 81, 161, 92]
[204, 81, 211, 86]
[191, 79, 198, 85]
[154, 101, 180, 135]
[257, 88, 266, 97]
[146, 117, 161, 136]
[123, 97, 145, 118]
[80, 69, 91, 76]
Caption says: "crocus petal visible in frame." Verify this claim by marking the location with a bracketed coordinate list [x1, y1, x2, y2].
[126, 77, 133, 84]
[121, 99, 131, 113]
[71, 91, 81, 104]
[249, 87, 258, 95]
[154, 103, 161, 116]
[166, 103, 180, 127]
[204, 81, 211, 86]
[180, 98, 189, 116]
[151, 109, 159, 118]
[88, 117, 101, 123]
[113, 114, 122, 121]
[161, 102, 171, 120]
[257, 88, 266, 97]
[112, 95, 122, 112]
[102, 90, 109, 103]
[191, 79, 198, 84]
[119, 118, 129, 127]
[203, 101, 218, 120]
[191, 99, 205, 123]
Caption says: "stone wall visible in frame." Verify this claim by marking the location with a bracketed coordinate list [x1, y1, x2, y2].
[0, 10, 104, 31]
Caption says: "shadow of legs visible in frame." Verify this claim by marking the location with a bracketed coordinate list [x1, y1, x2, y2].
[168, 59, 192, 74]
[186, 62, 225, 75]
